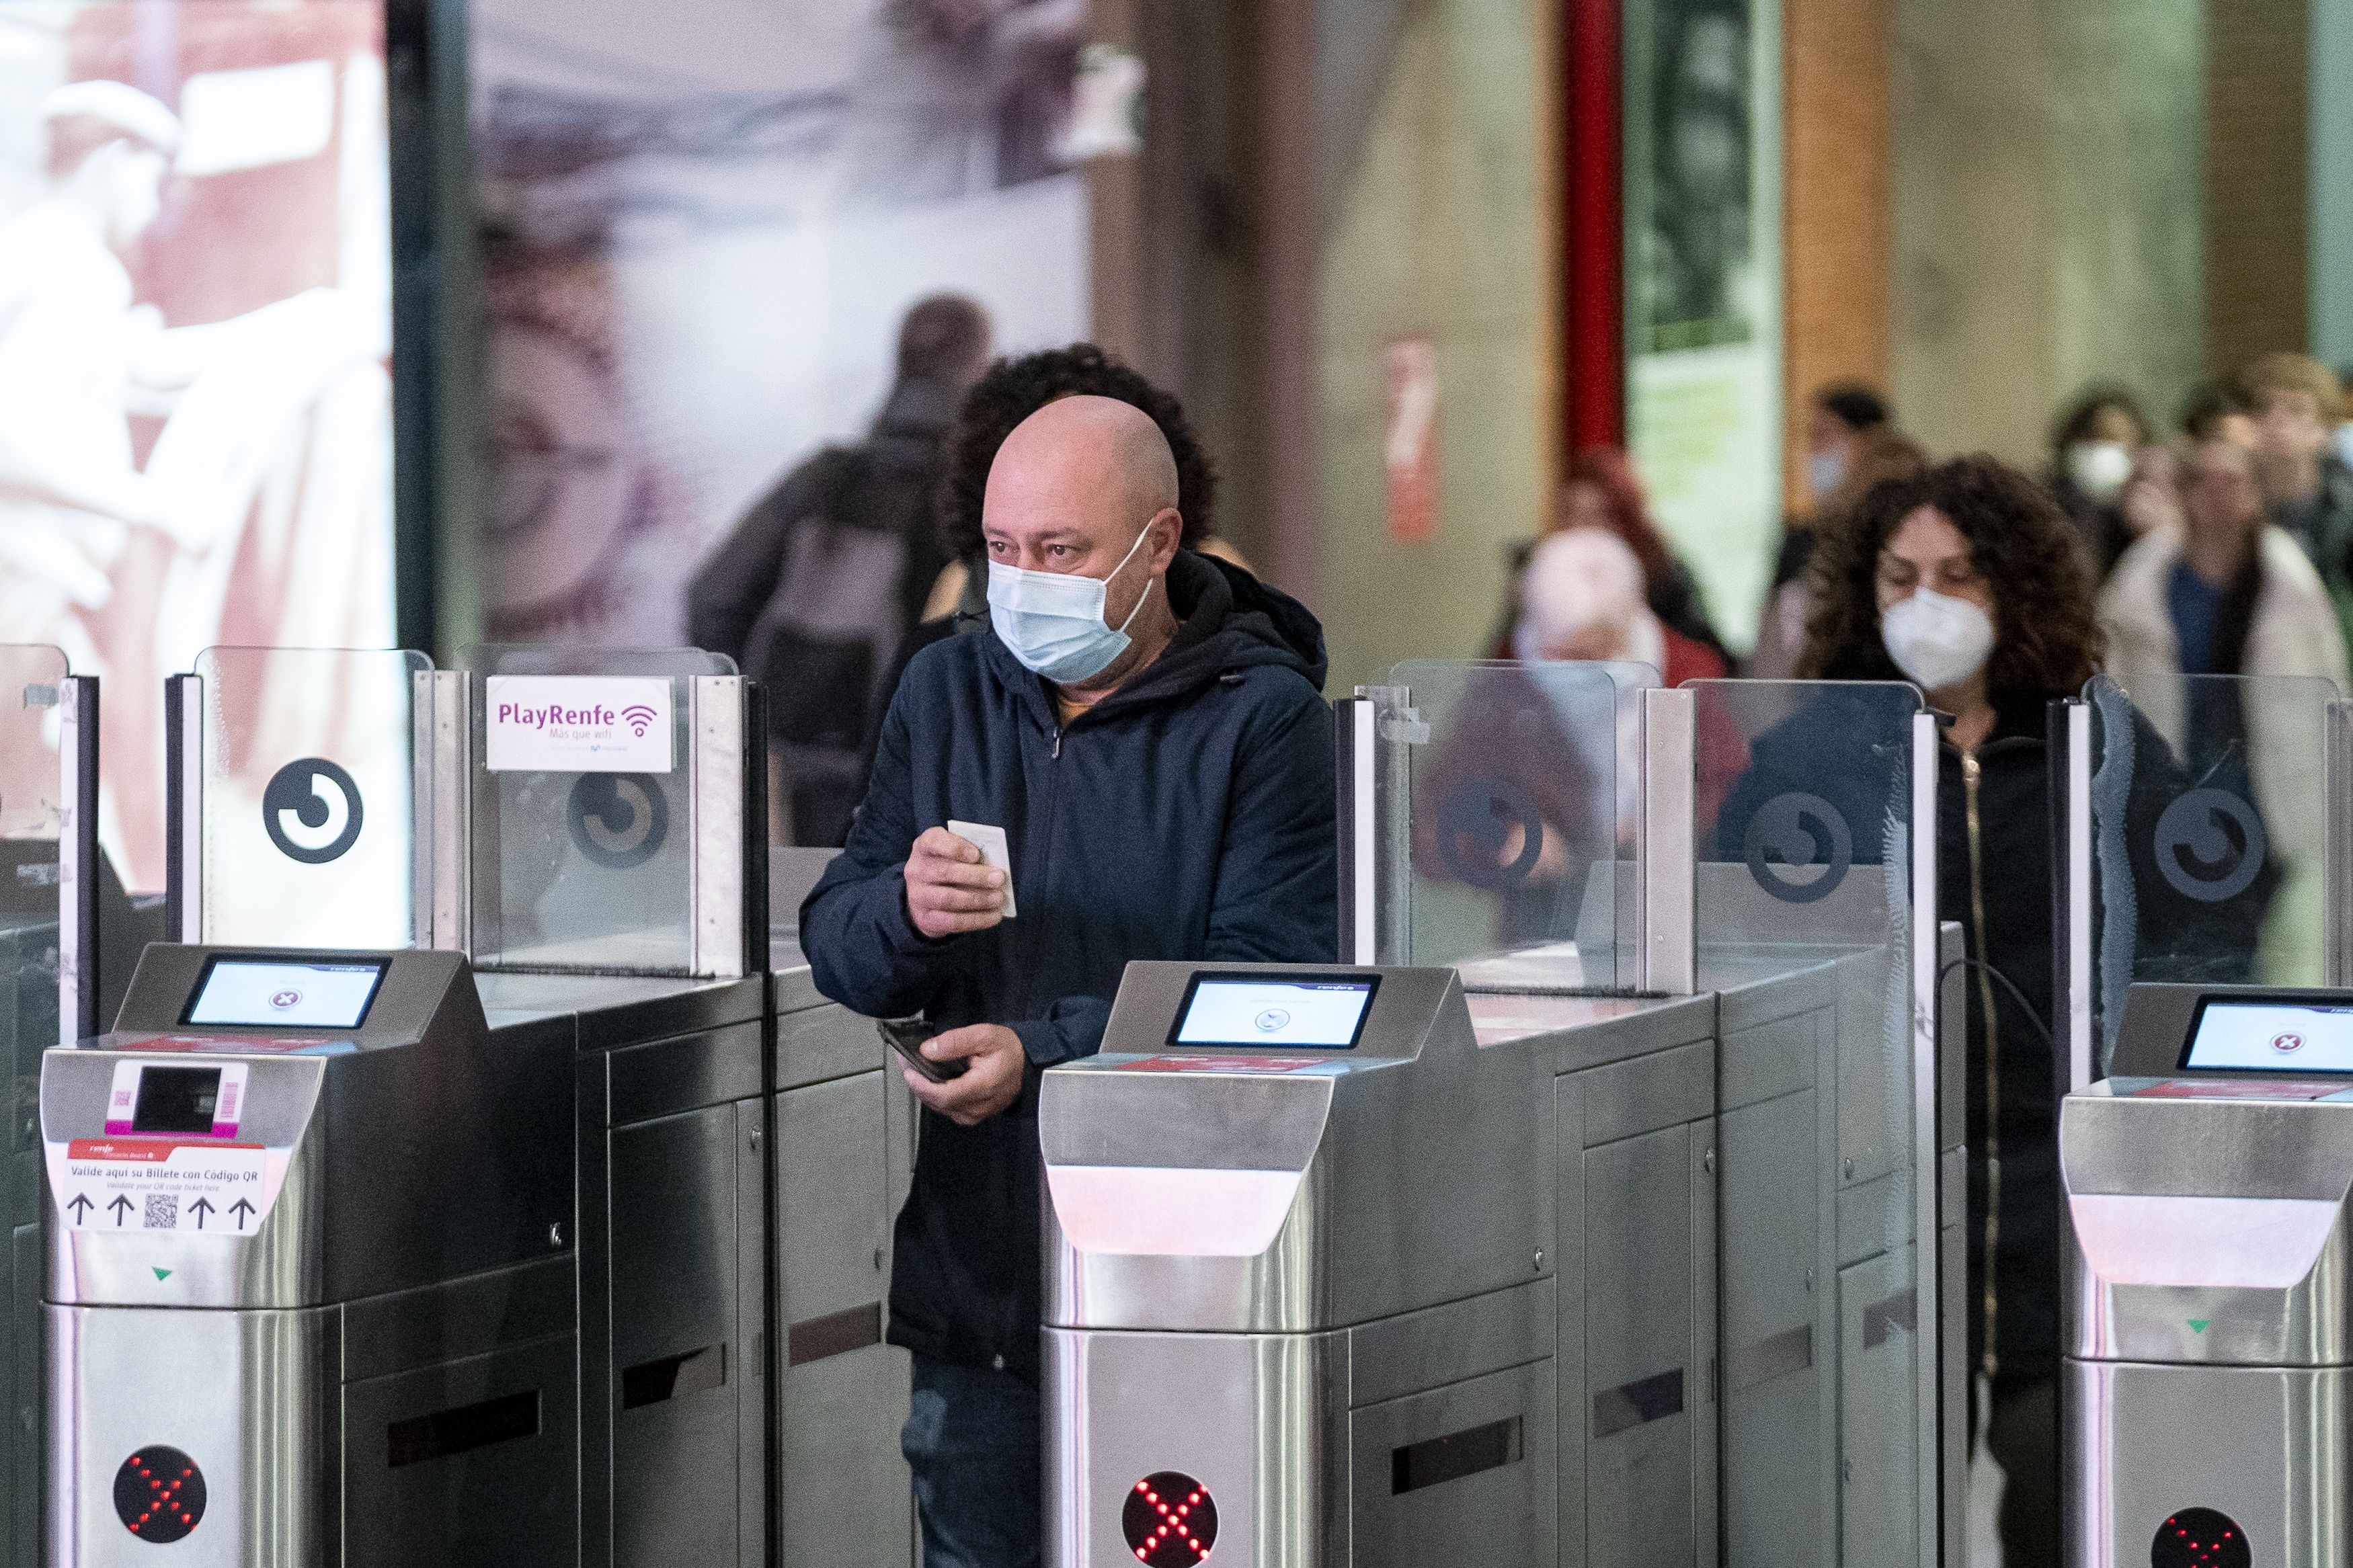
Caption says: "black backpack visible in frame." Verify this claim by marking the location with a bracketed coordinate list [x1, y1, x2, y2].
[741, 432, 944, 844]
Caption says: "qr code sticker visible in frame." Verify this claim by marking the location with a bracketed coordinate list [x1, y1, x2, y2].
[143, 1194, 178, 1230]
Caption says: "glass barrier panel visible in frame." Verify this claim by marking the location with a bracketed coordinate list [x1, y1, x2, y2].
[2086, 671, 2336, 1071]
[465, 645, 735, 975]
[1688, 677, 1927, 1562]
[194, 647, 427, 950]
[1691, 679, 1922, 952]
[1383, 659, 1653, 993]
[1, 645, 70, 1189]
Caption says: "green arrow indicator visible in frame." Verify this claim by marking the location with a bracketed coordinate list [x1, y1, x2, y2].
[151, 1268, 172, 1282]
[2187, 1319, 2209, 1334]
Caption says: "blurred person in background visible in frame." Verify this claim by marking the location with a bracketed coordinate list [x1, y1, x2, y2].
[2116, 443, 2184, 545]
[2180, 378, 2260, 448]
[1747, 381, 1892, 676]
[1488, 446, 1724, 663]
[688, 294, 992, 847]
[1801, 381, 1892, 505]
[1746, 423, 1926, 678]
[1511, 526, 1725, 684]
[2044, 383, 2154, 579]
[2100, 434, 2347, 690]
[2239, 354, 2353, 645]
[2100, 434, 2344, 988]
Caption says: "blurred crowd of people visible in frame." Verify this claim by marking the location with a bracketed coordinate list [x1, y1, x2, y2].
[1498, 353, 2353, 707]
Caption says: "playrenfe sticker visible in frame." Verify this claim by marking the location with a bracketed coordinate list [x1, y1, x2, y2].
[58, 1139, 274, 1234]
[484, 675, 673, 774]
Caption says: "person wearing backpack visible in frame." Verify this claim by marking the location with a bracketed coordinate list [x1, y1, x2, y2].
[688, 294, 992, 845]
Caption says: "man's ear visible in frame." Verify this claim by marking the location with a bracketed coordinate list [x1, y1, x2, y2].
[1149, 508, 1183, 571]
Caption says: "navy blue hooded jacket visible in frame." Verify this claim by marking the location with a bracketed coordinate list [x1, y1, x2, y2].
[799, 550, 1338, 1381]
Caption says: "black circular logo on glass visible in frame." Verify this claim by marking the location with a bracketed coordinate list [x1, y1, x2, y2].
[114, 1445, 205, 1542]
[2153, 790, 2266, 903]
[567, 773, 668, 870]
[262, 758, 364, 864]
[1436, 779, 1546, 889]
[1743, 791, 1852, 905]
[2151, 1507, 2248, 1568]
[1123, 1471, 1217, 1566]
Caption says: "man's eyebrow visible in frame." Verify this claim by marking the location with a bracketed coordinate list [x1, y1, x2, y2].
[984, 524, 1087, 542]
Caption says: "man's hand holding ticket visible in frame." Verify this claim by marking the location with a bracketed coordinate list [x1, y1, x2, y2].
[904, 823, 1014, 939]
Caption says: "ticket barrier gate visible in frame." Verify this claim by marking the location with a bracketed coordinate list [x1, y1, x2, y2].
[40, 645, 914, 1567]
[1043, 963, 1567, 1567]
[43, 946, 574, 1565]
[1044, 671, 1962, 1568]
[4, 651, 159, 1567]
[1043, 944, 1952, 1568]
[2062, 983, 2353, 1567]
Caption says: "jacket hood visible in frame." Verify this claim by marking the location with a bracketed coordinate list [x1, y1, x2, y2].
[871, 372, 961, 438]
[976, 549, 1329, 717]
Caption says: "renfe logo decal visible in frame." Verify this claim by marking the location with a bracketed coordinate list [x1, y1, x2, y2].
[484, 675, 674, 774]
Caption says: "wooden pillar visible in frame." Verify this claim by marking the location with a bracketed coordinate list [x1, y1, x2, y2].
[2204, 0, 2309, 372]
[1781, 0, 1892, 516]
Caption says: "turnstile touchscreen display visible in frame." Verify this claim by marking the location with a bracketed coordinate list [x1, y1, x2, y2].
[2184, 999, 2353, 1072]
[1170, 973, 1379, 1049]
[183, 958, 387, 1028]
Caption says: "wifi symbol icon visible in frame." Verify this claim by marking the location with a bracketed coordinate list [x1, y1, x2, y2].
[621, 704, 657, 739]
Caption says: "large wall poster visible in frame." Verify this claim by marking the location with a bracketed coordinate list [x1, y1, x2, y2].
[1624, 0, 1782, 654]
[0, 2, 397, 893]
[472, 0, 1095, 649]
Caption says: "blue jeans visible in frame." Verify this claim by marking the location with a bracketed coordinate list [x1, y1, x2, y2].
[903, 1355, 1041, 1568]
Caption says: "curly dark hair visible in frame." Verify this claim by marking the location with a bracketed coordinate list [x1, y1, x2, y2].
[937, 343, 1216, 559]
[1799, 454, 2105, 696]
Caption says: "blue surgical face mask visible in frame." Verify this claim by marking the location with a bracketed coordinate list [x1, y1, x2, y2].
[1807, 448, 1849, 501]
[987, 522, 1157, 684]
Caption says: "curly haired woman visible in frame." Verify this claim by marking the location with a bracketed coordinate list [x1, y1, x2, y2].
[1727, 455, 2262, 1567]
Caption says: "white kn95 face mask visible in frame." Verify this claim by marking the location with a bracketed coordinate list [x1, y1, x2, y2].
[1881, 586, 1995, 693]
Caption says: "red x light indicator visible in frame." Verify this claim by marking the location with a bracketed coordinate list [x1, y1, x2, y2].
[1122, 1471, 1218, 1565]
[2151, 1508, 2249, 1568]
[113, 1446, 206, 1542]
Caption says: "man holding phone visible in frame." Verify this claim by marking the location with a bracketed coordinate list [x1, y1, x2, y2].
[801, 391, 1336, 1567]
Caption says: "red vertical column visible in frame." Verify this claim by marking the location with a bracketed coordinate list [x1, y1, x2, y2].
[1561, 0, 1625, 456]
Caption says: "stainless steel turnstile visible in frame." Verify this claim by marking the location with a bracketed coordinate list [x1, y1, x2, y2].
[83, 644, 916, 1567]
[1043, 962, 1569, 1568]
[1045, 670, 1963, 1568]
[2063, 983, 2353, 1568]
[1041, 945, 1956, 1568]
[43, 945, 575, 1566]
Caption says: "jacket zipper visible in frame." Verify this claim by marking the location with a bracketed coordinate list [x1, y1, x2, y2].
[1962, 747, 2003, 1381]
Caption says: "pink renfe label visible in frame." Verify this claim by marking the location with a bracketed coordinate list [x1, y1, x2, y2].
[2132, 1079, 2348, 1102]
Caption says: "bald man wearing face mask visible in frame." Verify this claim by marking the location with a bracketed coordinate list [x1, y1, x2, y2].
[801, 395, 1337, 1567]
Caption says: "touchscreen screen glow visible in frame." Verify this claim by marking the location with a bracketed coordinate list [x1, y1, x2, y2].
[1174, 979, 1375, 1049]
[186, 960, 385, 1028]
[2184, 1002, 2353, 1072]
